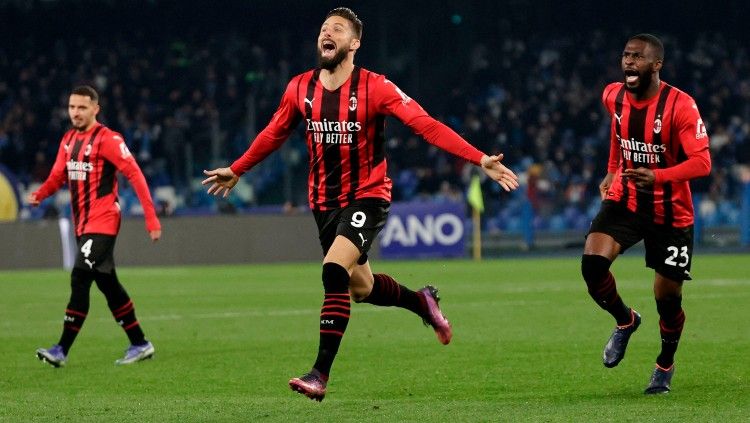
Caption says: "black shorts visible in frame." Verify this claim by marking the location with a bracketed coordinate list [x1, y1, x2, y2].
[588, 201, 694, 281]
[74, 234, 117, 274]
[313, 198, 390, 265]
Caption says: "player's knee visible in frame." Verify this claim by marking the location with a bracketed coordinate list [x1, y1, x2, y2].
[581, 254, 612, 286]
[349, 279, 372, 303]
[94, 272, 129, 303]
[70, 268, 93, 291]
[322, 262, 350, 293]
[69, 268, 93, 308]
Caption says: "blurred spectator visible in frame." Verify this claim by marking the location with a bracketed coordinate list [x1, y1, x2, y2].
[1, 0, 746, 230]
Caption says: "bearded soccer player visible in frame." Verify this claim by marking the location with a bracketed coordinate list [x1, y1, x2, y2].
[30, 86, 162, 367]
[203, 7, 519, 401]
[582, 34, 711, 394]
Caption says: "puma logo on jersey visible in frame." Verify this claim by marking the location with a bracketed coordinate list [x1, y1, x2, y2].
[304, 97, 315, 107]
[358, 233, 367, 246]
[614, 113, 622, 124]
[84, 259, 95, 269]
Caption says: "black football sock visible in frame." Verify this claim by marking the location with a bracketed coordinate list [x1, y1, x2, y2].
[359, 273, 425, 318]
[58, 269, 94, 354]
[110, 299, 147, 345]
[95, 271, 147, 346]
[312, 263, 351, 377]
[656, 296, 685, 368]
[582, 254, 632, 325]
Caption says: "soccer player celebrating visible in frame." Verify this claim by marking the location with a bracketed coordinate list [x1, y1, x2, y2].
[203, 7, 519, 401]
[582, 34, 711, 394]
[30, 86, 162, 367]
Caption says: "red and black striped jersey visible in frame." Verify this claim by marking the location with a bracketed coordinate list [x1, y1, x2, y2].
[230, 66, 484, 210]
[602, 81, 711, 227]
[33, 123, 161, 236]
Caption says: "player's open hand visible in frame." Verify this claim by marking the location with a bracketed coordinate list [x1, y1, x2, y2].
[622, 167, 655, 188]
[599, 172, 615, 200]
[480, 154, 519, 192]
[27, 192, 40, 207]
[202, 167, 239, 198]
[149, 229, 161, 242]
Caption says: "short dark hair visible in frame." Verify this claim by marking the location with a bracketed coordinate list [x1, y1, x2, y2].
[628, 33, 664, 60]
[71, 85, 99, 102]
[325, 7, 363, 39]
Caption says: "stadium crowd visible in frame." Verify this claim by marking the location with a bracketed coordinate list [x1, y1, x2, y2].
[1, 1, 748, 232]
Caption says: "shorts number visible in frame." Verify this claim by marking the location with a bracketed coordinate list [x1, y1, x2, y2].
[664, 246, 689, 267]
[350, 211, 367, 228]
[80, 239, 93, 258]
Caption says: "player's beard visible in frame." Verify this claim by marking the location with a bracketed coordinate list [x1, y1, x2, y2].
[317, 45, 348, 70]
[71, 119, 87, 131]
[624, 69, 654, 96]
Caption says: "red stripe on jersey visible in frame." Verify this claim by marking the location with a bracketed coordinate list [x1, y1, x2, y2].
[650, 86, 674, 225]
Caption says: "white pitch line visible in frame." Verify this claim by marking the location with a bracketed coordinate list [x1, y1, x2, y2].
[30, 306, 388, 326]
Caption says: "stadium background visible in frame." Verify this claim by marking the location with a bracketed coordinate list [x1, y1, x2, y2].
[1, 2, 749, 421]
[1, 0, 748, 263]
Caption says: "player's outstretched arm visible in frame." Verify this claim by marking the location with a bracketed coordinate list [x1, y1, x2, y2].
[202, 167, 239, 198]
[480, 154, 519, 192]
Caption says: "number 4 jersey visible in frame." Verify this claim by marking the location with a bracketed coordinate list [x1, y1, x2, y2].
[33, 123, 161, 236]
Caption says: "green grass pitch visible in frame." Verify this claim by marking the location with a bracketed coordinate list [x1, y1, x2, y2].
[1, 254, 748, 422]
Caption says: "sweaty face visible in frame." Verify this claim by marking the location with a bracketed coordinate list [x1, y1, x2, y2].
[68, 94, 99, 131]
[317, 16, 357, 70]
[621, 40, 659, 96]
